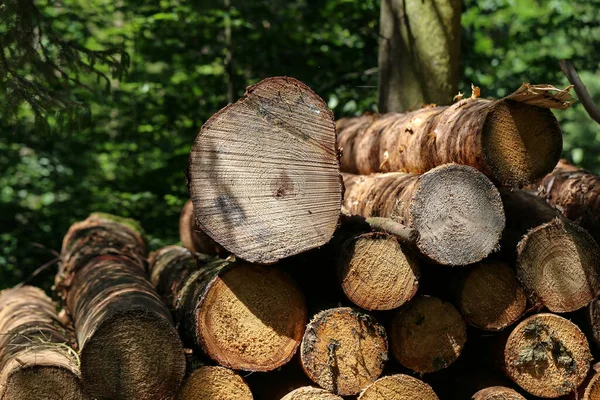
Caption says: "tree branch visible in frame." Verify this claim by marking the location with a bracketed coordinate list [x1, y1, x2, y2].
[560, 60, 600, 124]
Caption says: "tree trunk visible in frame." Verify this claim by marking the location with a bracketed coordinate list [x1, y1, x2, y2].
[501, 189, 600, 313]
[176, 365, 252, 400]
[358, 374, 439, 400]
[281, 387, 343, 400]
[0, 286, 84, 400]
[530, 159, 600, 244]
[378, 0, 462, 112]
[300, 307, 388, 396]
[188, 76, 342, 264]
[57, 214, 186, 400]
[504, 313, 591, 398]
[471, 387, 526, 400]
[339, 85, 568, 187]
[180, 200, 227, 257]
[390, 295, 466, 373]
[148, 246, 307, 372]
[342, 164, 505, 265]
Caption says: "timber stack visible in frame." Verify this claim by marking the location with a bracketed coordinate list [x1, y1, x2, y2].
[2, 77, 599, 400]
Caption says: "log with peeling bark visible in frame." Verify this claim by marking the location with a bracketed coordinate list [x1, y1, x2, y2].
[148, 245, 307, 372]
[343, 163, 505, 265]
[530, 159, 600, 243]
[176, 365, 253, 400]
[501, 189, 600, 313]
[0, 286, 84, 400]
[358, 374, 439, 400]
[300, 307, 388, 396]
[338, 84, 571, 187]
[504, 313, 592, 398]
[280, 387, 343, 400]
[390, 295, 467, 373]
[180, 199, 227, 257]
[471, 387, 526, 400]
[57, 214, 186, 400]
[188, 76, 342, 265]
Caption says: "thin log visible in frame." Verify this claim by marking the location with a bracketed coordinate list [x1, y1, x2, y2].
[0, 286, 84, 400]
[358, 374, 439, 400]
[188, 76, 342, 264]
[471, 387, 526, 400]
[180, 199, 227, 257]
[280, 387, 342, 400]
[343, 163, 505, 265]
[176, 365, 253, 400]
[560, 60, 600, 124]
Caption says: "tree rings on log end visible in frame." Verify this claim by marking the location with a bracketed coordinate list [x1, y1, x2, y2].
[179, 200, 227, 257]
[3, 367, 85, 400]
[504, 313, 591, 398]
[472, 386, 526, 400]
[176, 365, 253, 400]
[358, 374, 439, 400]
[189, 76, 342, 264]
[280, 386, 343, 400]
[300, 307, 388, 395]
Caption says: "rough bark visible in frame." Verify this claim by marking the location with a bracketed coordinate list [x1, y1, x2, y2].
[501, 189, 600, 313]
[149, 246, 307, 372]
[180, 199, 227, 257]
[458, 260, 527, 331]
[358, 374, 439, 400]
[176, 365, 253, 400]
[378, 0, 462, 111]
[390, 295, 466, 373]
[504, 313, 592, 398]
[471, 386, 526, 400]
[300, 307, 388, 396]
[339, 84, 571, 186]
[280, 387, 343, 400]
[57, 214, 186, 400]
[0, 286, 84, 400]
[530, 159, 600, 243]
[343, 163, 505, 265]
[188, 76, 342, 264]
[587, 297, 600, 349]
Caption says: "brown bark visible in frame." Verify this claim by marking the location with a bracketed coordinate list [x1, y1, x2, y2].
[149, 246, 307, 372]
[471, 386, 526, 400]
[300, 307, 388, 396]
[176, 365, 253, 400]
[501, 189, 600, 313]
[390, 295, 466, 373]
[180, 199, 227, 257]
[530, 159, 600, 244]
[280, 387, 342, 400]
[339, 84, 569, 186]
[188, 76, 342, 264]
[358, 374, 439, 400]
[0, 286, 84, 400]
[458, 260, 527, 331]
[504, 313, 592, 398]
[343, 163, 505, 265]
[587, 297, 600, 349]
[57, 214, 186, 400]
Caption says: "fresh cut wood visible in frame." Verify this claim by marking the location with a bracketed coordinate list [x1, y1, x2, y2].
[358, 374, 439, 400]
[176, 365, 253, 400]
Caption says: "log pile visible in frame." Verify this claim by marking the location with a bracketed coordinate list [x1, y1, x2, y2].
[3, 77, 600, 400]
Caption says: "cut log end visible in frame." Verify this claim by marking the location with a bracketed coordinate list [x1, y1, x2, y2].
[176, 366, 253, 400]
[516, 218, 600, 313]
[471, 386, 526, 400]
[459, 261, 527, 331]
[81, 309, 186, 400]
[504, 313, 591, 398]
[358, 374, 439, 400]
[412, 164, 505, 266]
[482, 99, 562, 187]
[339, 232, 419, 311]
[3, 367, 85, 400]
[391, 296, 466, 373]
[280, 387, 343, 400]
[300, 307, 388, 396]
[584, 369, 600, 400]
[188, 76, 342, 264]
[179, 200, 227, 257]
[198, 264, 307, 372]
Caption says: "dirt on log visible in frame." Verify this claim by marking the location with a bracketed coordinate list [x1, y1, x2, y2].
[338, 84, 571, 187]
[300, 307, 388, 396]
[504, 313, 592, 398]
[176, 365, 253, 400]
[57, 214, 186, 400]
[343, 163, 505, 265]
[149, 246, 307, 372]
[280, 387, 343, 400]
[188, 76, 342, 264]
[0, 286, 84, 400]
[358, 374, 439, 400]
[180, 199, 227, 257]
[501, 189, 600, 313]
[471, 386, 526, 400]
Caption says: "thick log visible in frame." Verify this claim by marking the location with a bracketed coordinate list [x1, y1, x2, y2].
[587, 297, 600, 349]
[504, 313, 592, 398]
[300, 307, 388, 395]
[58, 214, 186, 400]
[358, 374, 439, 400]
[176, 365, 253, 400]
[501, 189, 600, 313]
[0, 286, 84, 400]
[180, 199, 227, 257]
[149, 246, 307, 372]
[583, 363, 600, 400]
[343, 163, 505, 265]
[338, 84, 570, 186]
[458, 260, 527, 331]
[280, 387, 342, 400]
[531, 159, 600, 243]
[471, 386, 525, 400]
[390, 295, 466, 373]
[188, 76, 342, 264]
